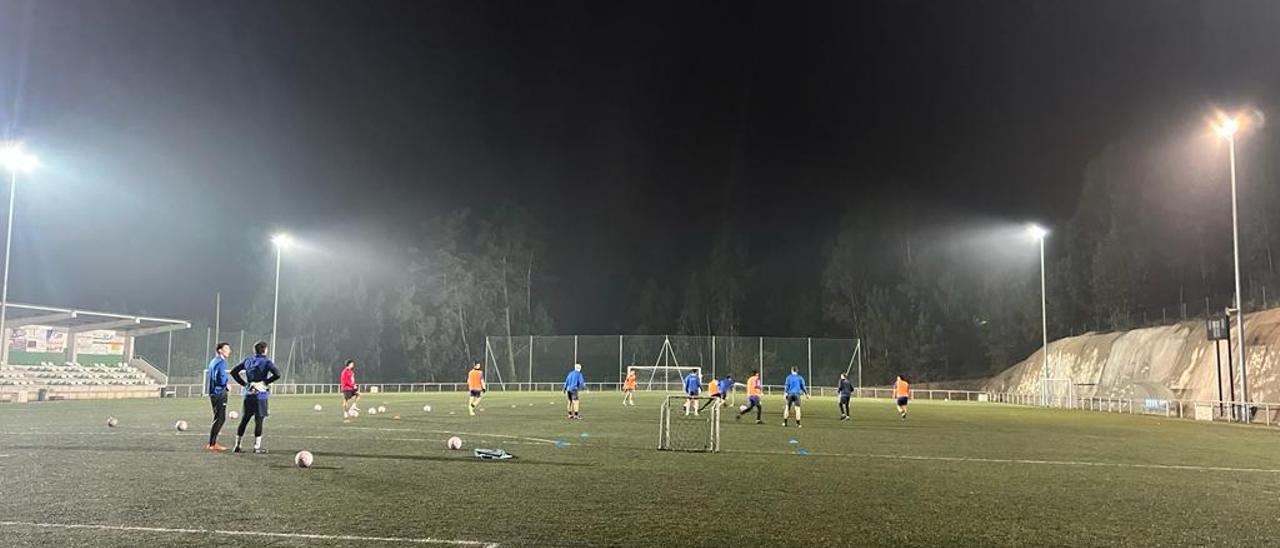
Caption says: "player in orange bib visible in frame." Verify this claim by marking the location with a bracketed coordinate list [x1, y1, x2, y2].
[735, 370, 763, 424]
[893, 375, 911, 420]
[622, 370, 637, 406]
[467, 362, 486, 416]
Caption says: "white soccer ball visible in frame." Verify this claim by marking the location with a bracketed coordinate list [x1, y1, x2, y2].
[175, 420, 188, 432]
[447, 436, 463, 450]
[313, 404, 323, 412]
[106, 417, 118, 428]
[423, 405, 432, 412]
[377, 405, 386, 413]
[294, 450, 314, 468]
[349, 409, 359, 418]
[368, 407, 378, 416]
[229, 410, 239, 420]
[739, 405, 748, 413]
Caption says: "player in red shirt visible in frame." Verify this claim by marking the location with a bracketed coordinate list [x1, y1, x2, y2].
[340, 360, 360, 422]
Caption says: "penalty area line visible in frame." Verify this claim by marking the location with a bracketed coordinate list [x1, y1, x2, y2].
[0, 521, 500, 547]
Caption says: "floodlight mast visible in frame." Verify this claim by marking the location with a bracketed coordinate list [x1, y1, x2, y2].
[0, 143, 39, 365]
[1027, 224, 1049, 406]
[270, 233, 292, 358]
[1216, 114, 1249, 421]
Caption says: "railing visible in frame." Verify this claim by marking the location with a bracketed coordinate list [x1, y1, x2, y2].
[159, 381, 1280, 427]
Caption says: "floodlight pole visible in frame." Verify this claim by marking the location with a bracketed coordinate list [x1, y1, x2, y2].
[1218, 135, 1249, 422]
[271, 242, 282, 357]
[1037, 233, 1049, 407]
[0, 167, 18, 365]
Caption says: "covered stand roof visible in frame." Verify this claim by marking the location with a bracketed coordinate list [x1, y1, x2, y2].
[2, 302, 190, 337]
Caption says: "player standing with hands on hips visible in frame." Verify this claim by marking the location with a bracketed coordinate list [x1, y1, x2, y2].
[230, 341, 281, 453]
[564, 363, 586, 420]
[782, 367, 808, 428]
[205, 342, 232, 451]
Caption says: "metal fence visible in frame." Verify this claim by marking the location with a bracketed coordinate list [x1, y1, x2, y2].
[159, 381, 1280, 429]
[482, 335, 862, 388]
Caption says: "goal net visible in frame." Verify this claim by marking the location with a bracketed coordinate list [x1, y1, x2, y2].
[658, 395, 720, 452]
[629, 365, 701, 392]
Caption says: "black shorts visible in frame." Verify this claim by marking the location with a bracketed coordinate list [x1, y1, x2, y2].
[343, 389, 359, 400]
[896, 396, 909, 406]
[469, 389, 483, 398]
[243, 397, 269, 418]
[687, 390, 700, 397]
[839, 394, 851, 402]
[566, 390, 579, 401]
[786, 394, 802, 407]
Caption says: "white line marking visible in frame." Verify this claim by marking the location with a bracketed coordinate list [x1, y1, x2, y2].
[342, 426, 563, 445]
[736, 449, 1280, 474]
[0, 521, 499, 547]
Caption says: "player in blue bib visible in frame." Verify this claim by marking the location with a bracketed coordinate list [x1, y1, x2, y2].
[683, 370, 702, 416]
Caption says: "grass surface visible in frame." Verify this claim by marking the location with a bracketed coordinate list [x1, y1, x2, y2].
[2, 391, 1280, 547]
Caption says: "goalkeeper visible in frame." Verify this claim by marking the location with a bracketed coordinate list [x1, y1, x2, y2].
[229, 341, 281, 454]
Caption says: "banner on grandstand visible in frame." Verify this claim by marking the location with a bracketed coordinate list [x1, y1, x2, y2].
[7, 326, 124, 354]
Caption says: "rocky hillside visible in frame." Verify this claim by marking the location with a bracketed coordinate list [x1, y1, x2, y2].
[986, 308, 1280, 402]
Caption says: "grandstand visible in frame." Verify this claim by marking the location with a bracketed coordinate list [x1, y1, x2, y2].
[0, 302, 188, 402]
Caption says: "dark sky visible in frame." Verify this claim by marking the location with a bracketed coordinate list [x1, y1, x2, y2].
[0, 0, 1277, 332]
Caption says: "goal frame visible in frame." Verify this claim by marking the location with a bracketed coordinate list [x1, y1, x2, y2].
[658, 395, 720, 452]
[628, 365, 702, 391]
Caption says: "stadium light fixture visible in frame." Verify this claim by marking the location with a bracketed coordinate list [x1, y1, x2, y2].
[1028, 223, 1049, 407]
[0, 143, 38, 173]
[271, 232, 293, 249]
[0, 142, 39, 365]
[1214, 110, 1251, 421]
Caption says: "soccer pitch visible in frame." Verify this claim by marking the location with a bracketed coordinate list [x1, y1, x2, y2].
[2, 392, 1279, 547]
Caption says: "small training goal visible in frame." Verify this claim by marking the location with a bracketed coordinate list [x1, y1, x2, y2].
[658, 395, 720, 452]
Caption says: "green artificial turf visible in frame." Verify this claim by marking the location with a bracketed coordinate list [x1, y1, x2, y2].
[2, 391, 1279, 546]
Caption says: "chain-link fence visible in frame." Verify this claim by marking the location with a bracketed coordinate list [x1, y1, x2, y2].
[484, 335, 862, 388]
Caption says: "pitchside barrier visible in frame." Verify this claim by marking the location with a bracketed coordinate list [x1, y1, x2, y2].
[156, 382, 1280, 428]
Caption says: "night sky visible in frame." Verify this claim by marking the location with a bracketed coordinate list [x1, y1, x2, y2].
[1, 0, 1277, 332]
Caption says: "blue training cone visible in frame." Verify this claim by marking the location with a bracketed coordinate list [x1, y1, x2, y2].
[796, 448, 809, 456]
[554, 440, 568, 449]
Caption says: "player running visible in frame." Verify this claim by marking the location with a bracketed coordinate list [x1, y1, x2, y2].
[736, 370, 763, 424]
[683, 369, 702, 416]
[467, 362, 486, 416]
[229, 341, 281, 454]
[700, 374, 734, 411]
[894, 375, 911, 420]
[340, 360, 360, 422]
[622, 369, 637, 406]
[782, 366, 808, 428]
[564, 363, 586, 420]
[837, 373, 853, 421]
[205, 342, 232, 451]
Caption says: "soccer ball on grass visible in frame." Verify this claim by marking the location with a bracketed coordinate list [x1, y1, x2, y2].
[175, 420, 188, 432]
[447, 436, 463, 450]
[294, 450, 314, 468]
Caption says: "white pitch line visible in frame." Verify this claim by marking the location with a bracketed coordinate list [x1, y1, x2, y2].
[342, 426, 563, 445]
[0, 521, 499, 547]
[739, 449, 1280, 474]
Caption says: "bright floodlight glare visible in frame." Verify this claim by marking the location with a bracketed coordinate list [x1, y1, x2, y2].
[0, 143, 38, 173]
[1026, 224, 1048, 240]
[1215, 117, 1239, 139]
[271, 233, 293, 249]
